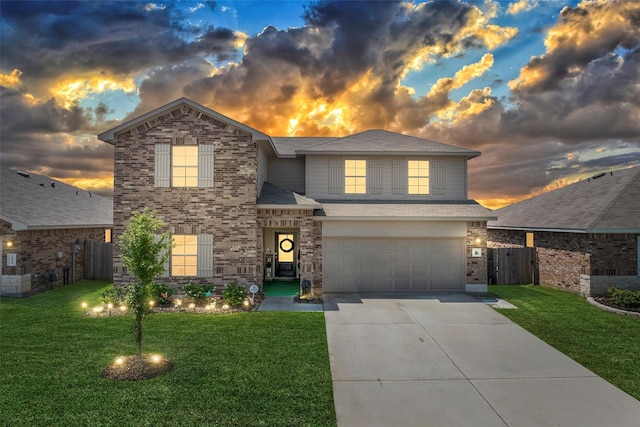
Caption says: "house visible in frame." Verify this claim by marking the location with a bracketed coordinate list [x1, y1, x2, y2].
[98, 97, 495, 294]
[487, 167, 640, 296]
[0, 168, 113, 296]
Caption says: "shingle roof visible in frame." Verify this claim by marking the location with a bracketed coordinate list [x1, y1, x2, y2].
[297, 129, 480, 157]
[1, 168, 113, 230]
[257, 182, 321, 208]
[316, 200, 495, 220]
[488, 167, 640, 232]
[270, 137, 335, 156]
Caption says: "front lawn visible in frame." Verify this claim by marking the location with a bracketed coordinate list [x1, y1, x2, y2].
[490, 285, 640, 400]
[0, 281, 336, 426]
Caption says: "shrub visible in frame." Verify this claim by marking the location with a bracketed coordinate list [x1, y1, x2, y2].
[150, 282, 175, 306]
[100, 286, 129, 306]
[221, 283, 247, 307]
[183, 282, 213, 305]
[608, 288, 640, 309]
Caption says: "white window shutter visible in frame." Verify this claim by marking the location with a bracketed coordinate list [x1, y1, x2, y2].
[392, 159, 406, 195]
[432, 159, 446, 195]
[155, 144, 171, 187]
[368, 159, 383, 195]
[328, 158, 343, 194]
[198, 145, 215, 188]
[197, 234, 214, 277]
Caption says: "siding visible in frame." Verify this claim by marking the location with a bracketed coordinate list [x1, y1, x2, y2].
[257, 143, 269, 194]
[306, 155, 468, 200]
[268, 157, 305, 194]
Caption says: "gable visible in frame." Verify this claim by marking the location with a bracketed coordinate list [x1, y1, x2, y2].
[98, 98, 269, 144]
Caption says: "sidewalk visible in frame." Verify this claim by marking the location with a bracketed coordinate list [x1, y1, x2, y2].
[257, 295, 323, 312]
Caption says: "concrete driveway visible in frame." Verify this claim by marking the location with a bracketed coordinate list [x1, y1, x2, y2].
[324, 293, 640, 427]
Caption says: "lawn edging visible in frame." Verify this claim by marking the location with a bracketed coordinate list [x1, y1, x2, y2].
[587, 297, 640, 318]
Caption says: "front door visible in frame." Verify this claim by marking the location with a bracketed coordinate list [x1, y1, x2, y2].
[275, 233, 295, 278]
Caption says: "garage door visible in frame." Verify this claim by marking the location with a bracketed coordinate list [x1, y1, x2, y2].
[323, 237, 465, 293]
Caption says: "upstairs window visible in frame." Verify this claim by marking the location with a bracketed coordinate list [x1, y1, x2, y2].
[344, 160, 366, 194]
[407, 160, 429, 194]
[172, 146, 198, 187]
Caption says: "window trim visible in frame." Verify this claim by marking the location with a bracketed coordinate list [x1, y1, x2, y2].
[407, 159, 430, 195]
[344, 159, 367, 195]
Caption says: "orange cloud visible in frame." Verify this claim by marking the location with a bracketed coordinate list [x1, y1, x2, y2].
[0, 68, 23, 87]
[506, 0, 539, 16]
[50, 74, 137, 108]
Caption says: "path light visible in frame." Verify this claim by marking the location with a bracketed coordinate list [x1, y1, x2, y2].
[119, 305, 127, 312]
[222, 304, 230, 310]
[107, 303, 113, 316]
[151, 355, 161, 364]
[81, 302, 87, 315]
[188, 302, 196, 311]
[243, 300, 249, 307]
[205, 304, 213, 310]
[149, 300, 155, 308]
[115, 357, 124, 366]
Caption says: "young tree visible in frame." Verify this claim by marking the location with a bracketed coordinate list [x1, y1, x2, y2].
[118, 209, 172, 359]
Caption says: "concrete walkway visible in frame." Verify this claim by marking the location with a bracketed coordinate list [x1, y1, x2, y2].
[323, 293, 640, 427]
[257, 295, 323, 312]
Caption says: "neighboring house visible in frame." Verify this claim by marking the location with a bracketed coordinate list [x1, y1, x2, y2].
[0, 168, 113, 296]
[98, 98, 495, 294]
[488, 167, 640, 296]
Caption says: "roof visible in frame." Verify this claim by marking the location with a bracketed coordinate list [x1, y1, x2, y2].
[257, 182, 321, 209]
[315, 200, 496, 221]
[0, 168, 113, 231]
[297, 129, 480, 157]
[270, 137, 335, 157]
[488, 167, 640, 233]
[97, 97, 271, 144]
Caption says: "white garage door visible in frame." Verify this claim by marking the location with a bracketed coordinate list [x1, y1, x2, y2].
[323, 237, 465, 293]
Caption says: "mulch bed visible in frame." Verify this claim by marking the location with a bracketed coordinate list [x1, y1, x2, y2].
[101, 354, 174, 381]
[592, 296, 640, 313]
[294, 295, 323, 304]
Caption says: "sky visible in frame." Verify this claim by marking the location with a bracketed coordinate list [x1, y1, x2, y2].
[1, 0, 639, 209]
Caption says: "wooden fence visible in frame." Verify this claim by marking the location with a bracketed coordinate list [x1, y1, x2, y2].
[84, 240, 113, 282]
[488, 247, 538, 285]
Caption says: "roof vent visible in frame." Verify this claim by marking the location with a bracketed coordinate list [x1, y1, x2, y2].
[591, 172, 606, 180]
[51, 182, 56, 188]
[17, 171, 30, 178]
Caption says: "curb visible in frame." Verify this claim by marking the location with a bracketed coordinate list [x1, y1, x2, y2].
[587, 297, 640, 318]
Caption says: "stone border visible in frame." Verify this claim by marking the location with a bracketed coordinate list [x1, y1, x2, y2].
[587, 297, 640, 318]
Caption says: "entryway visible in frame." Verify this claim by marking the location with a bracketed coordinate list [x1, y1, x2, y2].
[263, 228, 299, 281]
[262, 280, 299, 297]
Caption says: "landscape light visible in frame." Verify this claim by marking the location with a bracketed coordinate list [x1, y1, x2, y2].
[81, 302, 87, 314]
[115, 357, 124, 365]
[151, 355, 161, 363]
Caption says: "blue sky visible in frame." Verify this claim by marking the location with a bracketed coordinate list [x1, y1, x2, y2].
[1, 0, 638, 208]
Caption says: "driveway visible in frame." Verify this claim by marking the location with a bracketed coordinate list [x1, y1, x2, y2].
[323, 293, 640, 427]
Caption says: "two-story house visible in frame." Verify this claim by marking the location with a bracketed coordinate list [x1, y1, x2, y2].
[98, 98, 495, 294]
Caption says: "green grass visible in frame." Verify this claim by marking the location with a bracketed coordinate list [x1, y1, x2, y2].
[0, 281, 336, 426]
[490, 285, 640, 400]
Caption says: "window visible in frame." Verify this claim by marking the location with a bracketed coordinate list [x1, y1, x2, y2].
[172, 146, 198, 187]
[172, 235, 198, 276]
[407, 160, 429, 194]
[345, 160, 366, 194]
[526, 232, 534, 248]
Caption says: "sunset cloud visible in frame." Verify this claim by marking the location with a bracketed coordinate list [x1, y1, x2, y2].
[0, 0, 638, 207]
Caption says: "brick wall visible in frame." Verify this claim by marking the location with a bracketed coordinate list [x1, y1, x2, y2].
[113, 106, 259, 289]
[488, 229, 639, 294]
[257, 209, 321, 291]
[1, 220, 106, 295]
[466, 221, 488, 286]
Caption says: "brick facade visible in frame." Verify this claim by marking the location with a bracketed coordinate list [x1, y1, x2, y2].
[257, 209, 322, 292]
[488, 229, 639, 295]
[466, 221, 488, 286]
[1, 219, 106, 296]
[113, 106, 259, 289]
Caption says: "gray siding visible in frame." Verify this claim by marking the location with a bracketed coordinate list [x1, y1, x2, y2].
[269, 157, 306, 194]
[257, 144, 269, 194]
[306, 155, 468, 200]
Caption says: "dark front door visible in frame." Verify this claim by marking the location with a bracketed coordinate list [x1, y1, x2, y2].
[275, 233, 295, 277]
